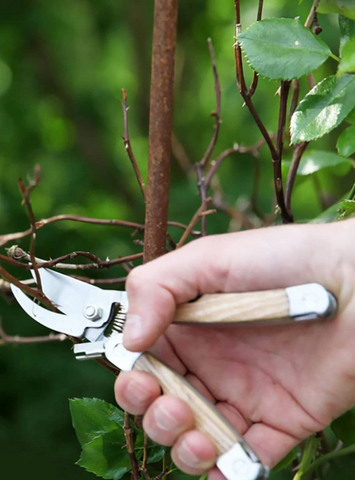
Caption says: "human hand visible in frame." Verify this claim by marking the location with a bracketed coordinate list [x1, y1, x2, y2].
[115, 219, 355, 478]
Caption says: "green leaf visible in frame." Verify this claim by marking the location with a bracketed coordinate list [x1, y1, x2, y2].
[290, 74, 355, 143]
[338, 38, 355, 75]
[311, 200, 342, 223]
[318, 0, 355, 20]
[339, 15, 355, 55]
[69, 398, 125, 446]
[237, 18, 331, 80]
[345, 106, 355, 123]
[337, 199, 355, 220]
[337, 125, 355, 156]
[292, 150, 353, 175]
[77, 429, 131, 480]
[147, 444, 166, 463]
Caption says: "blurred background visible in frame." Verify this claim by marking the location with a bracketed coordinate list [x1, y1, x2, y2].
[0, 1, 354, 479]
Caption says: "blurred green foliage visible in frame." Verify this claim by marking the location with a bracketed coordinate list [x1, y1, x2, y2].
[0, 1, 355, 479]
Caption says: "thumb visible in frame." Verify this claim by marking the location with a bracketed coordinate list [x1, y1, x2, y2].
[123, 220, 350, 351]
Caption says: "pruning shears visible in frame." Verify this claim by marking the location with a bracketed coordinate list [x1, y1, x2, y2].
[11, 269, 337, 480]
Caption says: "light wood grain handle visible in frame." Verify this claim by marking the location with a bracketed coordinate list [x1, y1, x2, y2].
[134, 352, 243, 456]
[174, 289, 290, 324]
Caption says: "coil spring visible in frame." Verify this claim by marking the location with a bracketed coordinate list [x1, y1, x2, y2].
[111, 304, 127, 333]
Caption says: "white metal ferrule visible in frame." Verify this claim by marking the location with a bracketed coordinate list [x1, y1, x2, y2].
[216, 443, 269, 480]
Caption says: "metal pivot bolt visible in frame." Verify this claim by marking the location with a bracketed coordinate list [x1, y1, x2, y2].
[83, 304, 103, 321]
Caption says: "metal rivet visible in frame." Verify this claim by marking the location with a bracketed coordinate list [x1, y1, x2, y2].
[83, 305, 103, 321]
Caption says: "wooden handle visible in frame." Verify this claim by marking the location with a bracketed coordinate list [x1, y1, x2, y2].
[134, 352, 243, 456]
[174, 289, 290, 324]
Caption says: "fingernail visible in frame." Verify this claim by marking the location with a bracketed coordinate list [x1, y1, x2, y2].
[154, 404, 180, 432]
[177, 440, 213, 469]
[124, 314, 144, 347]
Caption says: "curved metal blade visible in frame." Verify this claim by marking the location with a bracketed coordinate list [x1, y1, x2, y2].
[10, 284, 87, 337]
[30, 269, 120, 316]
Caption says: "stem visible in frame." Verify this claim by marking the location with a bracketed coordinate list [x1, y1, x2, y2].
[274, 80, 293, 222]
[0, 320, 66, 346]
[18, 165, 43, 291]
[123, 412, 140, 480]
[176, 198, 214, 248]
[144, 0, 178, 263]
[199, 38, 221, 169]
[195, 38, 221, 235]
[234, 0, 293, 223]
[121, 89, 146, 201]
[285, 142, 309, 214]
[330, 52, 341, 63]
[300, 443, 355, 478]
[348, 182, 355, 200]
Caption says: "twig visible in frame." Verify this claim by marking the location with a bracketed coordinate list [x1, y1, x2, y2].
[274, 80, 293, 221]
[289, 79, 300, 119]
[144, 0, 178, 263]
[153, 467, 170, 480]
[0, 263, 59, 312]
[247, 0, 264, 96]
[139, 432, 151, 480]
[176, 198, 214, 248]
[0, 215, 198, 249]
[36, 214, 145, 232]
[234, 1, 292, 223]
[285, 142, 309, 214]
[121, 89, 147, 202]
[305, 0, 321, 29]
[195, 38, 221, 236]
[199, 39, 221, 169]
[9, 247, 143, 270]
[205, 147, 240, 189]
[0, 320, 66, 346]
[18, 165, 43, 291]
[123, 412, 140, 480]
[73, 276, 127, 285]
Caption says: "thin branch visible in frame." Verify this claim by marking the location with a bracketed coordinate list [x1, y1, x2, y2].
[195, 38, 221, 236]
[305, 0, 321, 29]
[233, 14, 277, 157]
[153, 467, 170, 480]
[123, 412, 140, 480]
[36, 214, 145, 232]
[276, 81, 291, 158]
[18, 165, 43, 291]
[247, 0, 264, 96]
[0, 215, 197, 249]
[285, 142, 309, 214]
[0, 320, 66, 346]
[234, 1, 292, 223]
[121, 89, 147, 201]
[10, 247, 143, 271]
[65, 274, 127, 285]
[199, 39, 221, 169]
[176, 198, 215, 248]
[289, 79, 300, 119]
[143, 431, 148, 467]
[0, 216, 145, 248]
[0, 264, 60, 312]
